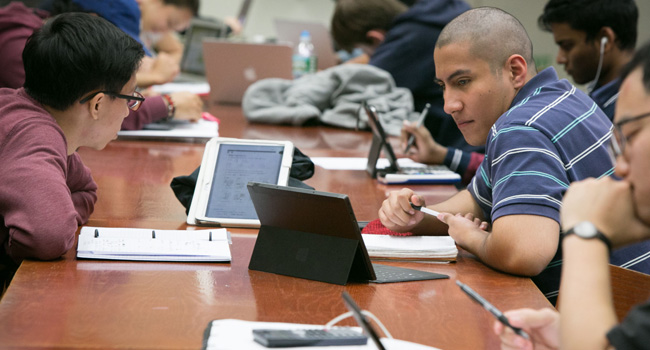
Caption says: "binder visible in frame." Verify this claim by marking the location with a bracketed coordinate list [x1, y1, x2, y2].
[76, 226, 231, 262]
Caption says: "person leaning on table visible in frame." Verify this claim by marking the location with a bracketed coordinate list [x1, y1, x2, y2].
[495, 40, 650, 350]
[0, 13, 145, 291]
[378, 7, 613, 305]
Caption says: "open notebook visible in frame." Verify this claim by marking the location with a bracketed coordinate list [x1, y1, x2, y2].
[361, 234, 457, 261]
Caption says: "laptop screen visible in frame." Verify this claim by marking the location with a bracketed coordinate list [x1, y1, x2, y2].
[181, 20, 225, 75]
[363, 102, 400, 174]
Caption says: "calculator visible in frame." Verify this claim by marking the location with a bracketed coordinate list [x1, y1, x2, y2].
[252, 328, 368, 347]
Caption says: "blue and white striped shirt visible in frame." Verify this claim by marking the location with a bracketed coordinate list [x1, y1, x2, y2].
[468, 67, 614, 304]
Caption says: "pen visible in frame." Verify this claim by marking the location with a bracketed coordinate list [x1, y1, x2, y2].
[456, 281, 530, 340]
[404, 103, 430, 153]
[410, 202, 440, 217]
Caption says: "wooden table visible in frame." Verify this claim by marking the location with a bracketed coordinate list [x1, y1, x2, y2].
[0, 106, 552, 349]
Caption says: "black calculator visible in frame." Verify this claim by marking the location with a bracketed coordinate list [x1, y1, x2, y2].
[252, 328, 368, 347]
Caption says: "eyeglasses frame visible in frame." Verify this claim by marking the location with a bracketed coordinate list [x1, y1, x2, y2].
[79, 90, 145, 111]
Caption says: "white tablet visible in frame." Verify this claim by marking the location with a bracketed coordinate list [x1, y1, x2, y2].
[187, 137, 294, 228]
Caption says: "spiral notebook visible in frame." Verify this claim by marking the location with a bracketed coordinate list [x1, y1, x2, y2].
[76, 226, 231, 262]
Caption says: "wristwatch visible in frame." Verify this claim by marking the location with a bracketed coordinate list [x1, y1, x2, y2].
[562, 221, 612, 253]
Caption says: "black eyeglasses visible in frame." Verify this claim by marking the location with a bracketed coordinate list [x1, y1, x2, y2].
[608, 111, 650, 162]
[79, 91, 145, 111]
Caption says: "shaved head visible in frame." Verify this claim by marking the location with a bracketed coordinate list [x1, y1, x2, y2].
[437, 7, 535, 73]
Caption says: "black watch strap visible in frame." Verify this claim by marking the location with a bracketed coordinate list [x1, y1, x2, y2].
[563, 224, 613, 254]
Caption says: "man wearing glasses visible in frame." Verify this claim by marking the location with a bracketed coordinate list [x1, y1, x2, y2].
[495, 41, 650, 350]
[0, 13, 145, 291]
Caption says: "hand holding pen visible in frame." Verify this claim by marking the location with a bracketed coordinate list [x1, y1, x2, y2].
[404, 103, 430, 153]
[410, 202, 440, 219]
[456, 281, 531, 341]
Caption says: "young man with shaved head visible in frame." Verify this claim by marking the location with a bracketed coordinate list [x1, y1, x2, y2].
[379, 7, 613, 304]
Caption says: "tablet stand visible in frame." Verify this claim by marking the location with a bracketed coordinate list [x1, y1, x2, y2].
[249, 225, 375, 285]
[366, 132, 398, 179]
[247, 182, 376, 285]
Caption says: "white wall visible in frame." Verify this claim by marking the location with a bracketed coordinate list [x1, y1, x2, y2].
[200, 0, 650, 85]
[199, 0, 335, 40]
[465, 0, 650, 85]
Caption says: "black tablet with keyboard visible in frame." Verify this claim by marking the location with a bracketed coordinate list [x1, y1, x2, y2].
[247, 182, 448, 284]
[363, 101, 461, 184]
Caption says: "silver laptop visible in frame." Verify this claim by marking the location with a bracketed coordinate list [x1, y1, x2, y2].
[202, 39, 293, 105]
[274, 19, 339, 70]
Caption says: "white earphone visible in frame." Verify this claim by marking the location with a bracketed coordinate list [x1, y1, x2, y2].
[588, 37, 609, 93]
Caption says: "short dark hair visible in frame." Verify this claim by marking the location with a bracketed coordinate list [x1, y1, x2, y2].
[23, 13, 144, 111]
[538, 0, 638, 51]
[620, 40, 650, 93]
[437, 7, 535, 73]
[331, 0, 407, 52]
[164, 0, 199, 16]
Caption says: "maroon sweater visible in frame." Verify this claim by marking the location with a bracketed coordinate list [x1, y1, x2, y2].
[0, 88, 97, 263]
[0, 2, 167, 130]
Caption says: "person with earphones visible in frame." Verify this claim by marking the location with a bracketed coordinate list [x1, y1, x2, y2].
[494, 40, 650, 350]
[539, 0, 638, 121]
[539, 0, 650, 279]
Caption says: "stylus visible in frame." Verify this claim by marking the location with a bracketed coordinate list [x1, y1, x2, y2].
[404, 103, 430, 153]
[456, 281, 530, 340]
[410, 202, 440, 217]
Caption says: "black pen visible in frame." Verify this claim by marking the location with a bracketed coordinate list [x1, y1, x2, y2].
[404, 103, 430, 153]
[410, 202, 440, 217]
[456, 280, 530, 340]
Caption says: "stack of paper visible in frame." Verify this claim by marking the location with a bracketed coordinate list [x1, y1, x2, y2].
[361, 234, 458, 261]
[77, 226, 231, 262]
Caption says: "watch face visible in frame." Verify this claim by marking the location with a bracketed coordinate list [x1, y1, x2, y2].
[574, 221, 597, 239]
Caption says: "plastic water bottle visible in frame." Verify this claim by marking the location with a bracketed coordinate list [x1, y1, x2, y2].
[292, 30, 318, 79]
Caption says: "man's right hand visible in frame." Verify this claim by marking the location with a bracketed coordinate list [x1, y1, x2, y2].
[378, 188, 426, 232]
[400, 120, 448, 164]
[561, 177, 650, 248]
[494, 308, 560, 350]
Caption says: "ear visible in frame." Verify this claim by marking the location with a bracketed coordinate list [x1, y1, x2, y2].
[366, 30, 386, 47]
[505, 54, 528, 89]
[597, 27, 616, 53]
[85, 93, 105, 121]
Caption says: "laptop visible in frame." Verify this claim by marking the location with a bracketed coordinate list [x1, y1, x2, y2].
[274, 19, 339, 70]
[186, 137, 294, 228]
[363, 101, 461, 185]
[175, 18, 226, 83]
[202, 39, 293, 105]
[246, 182, 448, 285]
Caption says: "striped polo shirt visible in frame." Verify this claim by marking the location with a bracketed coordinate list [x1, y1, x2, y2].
[468, 67, 614, 304]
